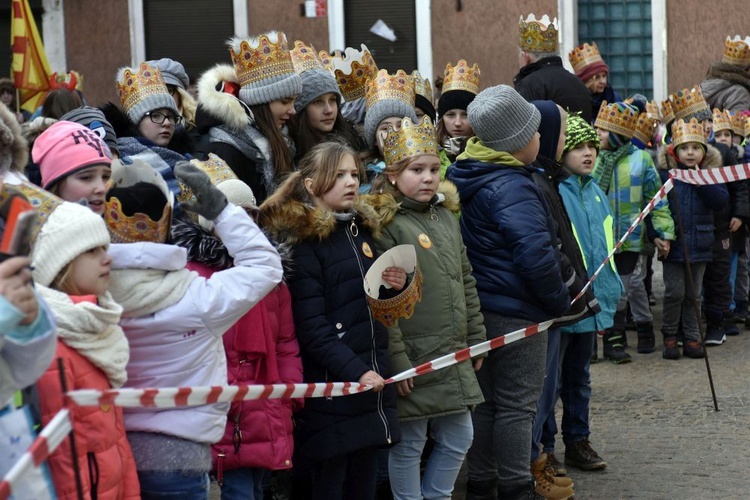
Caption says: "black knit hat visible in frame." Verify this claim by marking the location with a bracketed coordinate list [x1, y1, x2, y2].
[415, 94, 436, 122]
[438, 90, 476, 117]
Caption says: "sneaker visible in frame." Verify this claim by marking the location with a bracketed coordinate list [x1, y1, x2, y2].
[704, 325, 726, 346]
[545, 451, 568, 477]
[683, 340, 706, 358]
[662, 336, 680, 360]
[564, 439, 607, 471]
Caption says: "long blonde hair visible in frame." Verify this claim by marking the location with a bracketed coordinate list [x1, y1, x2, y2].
[176, 87, 197, 127]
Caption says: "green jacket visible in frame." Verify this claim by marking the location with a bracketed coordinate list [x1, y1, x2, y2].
[368, 182, 485, 421]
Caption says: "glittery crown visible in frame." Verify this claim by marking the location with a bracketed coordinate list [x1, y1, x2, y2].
[632, 112, 659, 145]
[646, 100, 660, 120]
[722, 36, 750, 66]
[594, 101, 638, 138]
[745, 114, 750, 138]
[411, 70, 433, 103]
[321, 44, 379, 101]
[668, 86, 708, 121]
[365, 69, 415, 110]
[364, 245, 423, 328]
[116, 62, 170, 114]
[442, 60, 480, 95]
[728, 110, 746, 136]
[568, 42, 603, 73]
[317, 49, 340, 71]
[0, 182, 59, 245]
[228, 32, 296, 89]
[712, 108, 733, 133]
[519, 14, 559, 53]
[290, 40, 324, 74]
[383, 116, 439, 166]
[671, 118, 706, 147]
[660, 99, 675, 124]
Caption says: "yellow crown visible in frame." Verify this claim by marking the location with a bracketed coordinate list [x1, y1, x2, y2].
[442, 60, 480, 95]
[660, 99, 675, 124]
[365, 69, 415, 110]
[383, 116, 439, 166]
[116, 62, 169, 115]
[745, 114, 750, 138]
[712, 108, 733, 133]
[228, 32, 295, 89]
[722, 36, 750, 66]
[177, 153, 240, 210]
[594, 101, 638, 138]
[317, 49, 340, 71]
[730, 110, 746, 136]
[411, 70, 433, 103]
[672, 118, 706, 148]
[668, 86, 708, 121]
[321, 44, 379, 101]
[1, 182, 60, 245]
[646, 100, 660, 120]
[568, 42, 603, 74]
[632, 113, 659, 145]
[290, 40, 324, 74]
[364, 245, 423, 328]
[519, 14, 559, 53]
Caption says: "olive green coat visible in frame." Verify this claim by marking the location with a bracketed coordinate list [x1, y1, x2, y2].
[368, 182, 485, 421]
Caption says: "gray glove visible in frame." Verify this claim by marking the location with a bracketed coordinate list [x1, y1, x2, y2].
[174, 161, 228, 220]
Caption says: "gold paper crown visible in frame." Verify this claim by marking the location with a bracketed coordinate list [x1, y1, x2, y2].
[383, 116, 439, 166]
[660, 99, 675, 124]
[646, 100, 660, 120]
[745, 114, 750, 138]
[116, 62, 170, 114]
[411, 70, 433, 103]
[365, 69, 415, 110]
[322, 44, 379, 101]
[317, 49, 338, 71]
[632, 113, 659, 145]
[672, 118, 706, 147]
[442, 60, 480, 95]
[668, 86, 708, 121]
[290, 40, 324, 74]
[1, 182, 60, 245]
[177, 153, 240, 208]
[712, 108, 733, 133]
[594, 101, 638, 138]
[722, 36, 750, 66]
[730, 110, 746, 136]
[568, 42, 603, 74]
[228, 32, 295, 89]
[364, 245, 424, 328]
[519, 14, 559, 53]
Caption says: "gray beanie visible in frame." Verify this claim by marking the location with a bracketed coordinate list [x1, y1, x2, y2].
[364, 100, 419, 148]
[148, 58, 189, 89]
[295, 68, 341, 113]
[60, 106, 119, 155]
[468, 84, 541, 152]
[115, 64, 180, 125]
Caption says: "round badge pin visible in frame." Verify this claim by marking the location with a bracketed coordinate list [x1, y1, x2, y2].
[362, 241, 374, 258]
[418, 233, 432, 249]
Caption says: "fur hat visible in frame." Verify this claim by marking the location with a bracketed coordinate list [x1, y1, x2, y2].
[0, 102, 28, 174]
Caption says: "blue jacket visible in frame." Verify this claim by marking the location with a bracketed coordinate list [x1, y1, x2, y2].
[559, 175, 624, 333]
[447, 155, 570, 326]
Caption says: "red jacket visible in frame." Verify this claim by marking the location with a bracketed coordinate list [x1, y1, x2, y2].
[36, 341, 140, 499]
[186, 263, 303, 474]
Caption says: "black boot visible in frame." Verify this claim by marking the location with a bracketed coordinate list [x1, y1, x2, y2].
[466, 478, 498, 500]
[603, 329, 632, 364]
[636, 322, 655, 354]
[662, 334, 680, 360]
[613, 310, 628, 348]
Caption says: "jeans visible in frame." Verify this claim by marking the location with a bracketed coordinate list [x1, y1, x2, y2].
[531, 328, 560, 461]
[541, 331, 596, 452]
[221, 468, 265, 500]
[310, 446, 377, 500]
[388, 411, 473, 500]
[467, 315, 547, 493]
[139, 470, 210, 499]
[662, 261, 707, 341]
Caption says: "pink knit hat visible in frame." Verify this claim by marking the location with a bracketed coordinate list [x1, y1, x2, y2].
[32, 120, 112, 189]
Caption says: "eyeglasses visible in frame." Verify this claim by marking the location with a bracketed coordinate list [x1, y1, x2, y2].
[146, 111, 181, 125]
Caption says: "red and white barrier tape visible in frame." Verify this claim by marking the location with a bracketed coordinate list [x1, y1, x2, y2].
[670, 162, 750, 185]
[0, 409, 72, 500]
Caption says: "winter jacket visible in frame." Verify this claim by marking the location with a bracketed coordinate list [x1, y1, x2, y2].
[709, 141, 749, 245]
[592, 144, 675, 253]
[513, 56, 593, 123]
[447, 139, 570, 325]
[657, 145, 729, 263]
[36, 342, 139, 499]
[110, 204, 283, 445]
[170, 217, 302, 473]
[260, 197, 400, 461]
[559, 174, 624, 333]
[701, 61, 750, 112]
[367, 183, 484, 421]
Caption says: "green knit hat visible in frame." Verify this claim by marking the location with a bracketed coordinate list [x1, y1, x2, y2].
[564, 112, 600, 154]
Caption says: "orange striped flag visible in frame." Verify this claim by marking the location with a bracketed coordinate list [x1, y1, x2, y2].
[11, 0, 51, 112]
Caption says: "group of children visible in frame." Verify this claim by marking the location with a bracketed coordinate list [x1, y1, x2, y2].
[0, 14, 748, 500]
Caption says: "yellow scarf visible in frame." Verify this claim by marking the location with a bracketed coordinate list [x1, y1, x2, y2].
[457, 137, 526, 167]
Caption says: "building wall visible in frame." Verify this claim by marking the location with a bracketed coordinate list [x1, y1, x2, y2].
[666, 0, 748, 94]
[64, 0, 131, 107]
[247, 0, 330, 52]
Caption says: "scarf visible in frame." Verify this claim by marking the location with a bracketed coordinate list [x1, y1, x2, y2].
[109, 267, 197, 318]
[209, 123, 277, 194]
[37, 286, 129, 388]
[592, 142, 633, 194]
[457, 137, 526, 166]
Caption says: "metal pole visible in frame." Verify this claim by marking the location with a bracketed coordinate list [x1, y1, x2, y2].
[57, 358, 86, 500]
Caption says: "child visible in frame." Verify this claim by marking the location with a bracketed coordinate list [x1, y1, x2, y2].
[567, 42, 622, 120]
[411, 70, 436, 122]
[368, 116, 485, 500]
[24, 186, 139, 499]
[657, 118, 728, 359]
[32, 120, 112, 214]
[592, 101, 675, 361]
[259, 141, 401, 500]
[105, 160, 283, 498]
[447, 85, 571, 499]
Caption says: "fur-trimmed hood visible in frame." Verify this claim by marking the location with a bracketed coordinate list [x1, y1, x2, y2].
[657, 143, 723, 171]
[365, 180, 461, 226]
[0, 102, 29, 173]
[195, 64, 252, 132]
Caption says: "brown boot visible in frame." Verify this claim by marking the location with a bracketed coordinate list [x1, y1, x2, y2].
[544, 453, 572, 487]
[531, 454, 575, 499]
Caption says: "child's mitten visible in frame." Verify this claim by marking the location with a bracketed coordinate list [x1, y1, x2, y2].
[174, 161, 228, 220]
